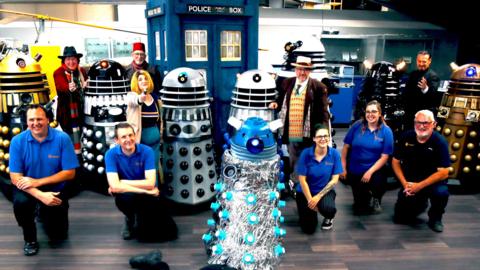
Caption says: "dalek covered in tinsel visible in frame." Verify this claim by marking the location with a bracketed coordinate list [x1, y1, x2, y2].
[202, 117, 285, 270]
[436, 63, 480, 187]
[355, 61, 405, 135]
[0, 43, 53, 189]
[230, 69, 277, 122]
[161, 67, 217, 205]
[81, 60, 129, 177]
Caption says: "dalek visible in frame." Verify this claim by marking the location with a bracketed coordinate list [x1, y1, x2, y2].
[436, 63, 480, 187]
[355, 61, 405, 135]
[230, 69, 277, 122]
[203, 117, 285, 270]
[161, 67, 217, 205]
[80, 59, 129, 176]
[0, 44, 53, 181]
[281, 38, 328, 75]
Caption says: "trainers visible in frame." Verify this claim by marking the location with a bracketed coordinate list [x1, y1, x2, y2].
[427, 220, 444, 233]
[23, 241, 39, 256]
[121, 217, 136, 240]
[321, 218, 334, 230]
[371, 198, 382, 214]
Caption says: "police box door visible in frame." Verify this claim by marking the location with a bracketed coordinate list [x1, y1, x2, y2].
[182, 22, 246, 152]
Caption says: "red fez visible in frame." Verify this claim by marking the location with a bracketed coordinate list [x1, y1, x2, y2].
[132, 42, 145, 53]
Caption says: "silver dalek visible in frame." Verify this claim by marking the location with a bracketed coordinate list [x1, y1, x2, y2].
[0, 42, 53, 193]
[436, 63, 480, 188]
[230, 70, 277, 122]
[81, 59, 129, 176]
[161, 67, 217, 205]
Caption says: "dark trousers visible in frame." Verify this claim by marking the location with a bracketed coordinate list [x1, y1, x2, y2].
[394, 181, 449, 222]
[114, 193, 177, 242]
[13, 187, 69, 242]
[295, 190, 336, 234]
[348, 167, 387, 208]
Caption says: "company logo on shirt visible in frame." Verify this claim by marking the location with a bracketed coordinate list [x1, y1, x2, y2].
[48, 154, 60, 159]
[405, 142, 415, 147]
[325, 161, 334, 166]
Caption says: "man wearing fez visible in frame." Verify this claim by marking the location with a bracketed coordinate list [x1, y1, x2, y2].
[125, 42, 162, 94]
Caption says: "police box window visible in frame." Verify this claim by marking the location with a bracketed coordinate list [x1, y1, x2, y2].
[185, 30, 208, 61]
[221, 31, 241, 61]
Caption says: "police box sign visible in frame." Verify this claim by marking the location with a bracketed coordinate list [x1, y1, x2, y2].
[186, 4, 244, 15]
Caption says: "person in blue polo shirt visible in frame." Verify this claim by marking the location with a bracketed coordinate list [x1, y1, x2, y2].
[295, 124, 342, 233]
[105, 122, 177, 242]
[340, 100, 394, 214]
[9, 104, 79, 256]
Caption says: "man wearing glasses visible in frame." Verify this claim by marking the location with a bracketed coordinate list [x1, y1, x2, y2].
[125, 42, 162, 93]
[392, 110, 450, 232]
[269, 56, 330, 194]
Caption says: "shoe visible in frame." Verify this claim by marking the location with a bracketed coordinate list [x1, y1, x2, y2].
[23, 241, 39, 256]
[129, 250, 170, 270]
[121, 217, 136, 240]
[321, 218, 334, 230]
[371, 198, 382, 214]
[427, 220, 444, 233]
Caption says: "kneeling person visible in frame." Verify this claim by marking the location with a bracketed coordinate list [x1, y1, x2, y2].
[105, 123, 177, 242]
[10, 105, 79, 256]
[296, 124, 343, 233]
[392, 110, 450, 232]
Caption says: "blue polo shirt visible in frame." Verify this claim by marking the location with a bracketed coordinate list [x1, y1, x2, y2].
[343, 121, 394, 174]
[105, 143, 155, 181]
[9, 126, 79, 191]
[295, 146, 343, 195]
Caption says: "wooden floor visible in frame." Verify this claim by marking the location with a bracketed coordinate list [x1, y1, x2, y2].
[1, 182, 480, 270]
[2, 128, 480, 270]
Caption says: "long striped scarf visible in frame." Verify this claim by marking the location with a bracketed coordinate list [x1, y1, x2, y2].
[64, 67, 84, 154]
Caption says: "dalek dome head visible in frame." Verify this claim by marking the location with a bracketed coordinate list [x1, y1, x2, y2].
[87, 59, 126, 81]
[231, 117, 276, 154]
[235, 70, 276, 90]
[162, 67, 205, 88]
[451, 64, 480, 81]
[290, 35, 325, 53]
[0, 49, 42, 73]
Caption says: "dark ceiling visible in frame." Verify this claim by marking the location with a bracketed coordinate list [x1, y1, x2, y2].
[370, 0, 475, 36]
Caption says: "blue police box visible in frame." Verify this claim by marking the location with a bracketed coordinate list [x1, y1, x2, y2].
[145, 0, 259, 152]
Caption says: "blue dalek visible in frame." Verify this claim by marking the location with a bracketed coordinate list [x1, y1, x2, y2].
[202, 116, 286, 270]
[161, 67, 217, 205]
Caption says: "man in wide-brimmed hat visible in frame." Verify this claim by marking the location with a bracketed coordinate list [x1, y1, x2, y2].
[53, 46, 87, 155]
[125, 42, 162, 93]
[269, 55, 330, 194]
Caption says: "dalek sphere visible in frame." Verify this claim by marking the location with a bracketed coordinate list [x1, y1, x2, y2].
[0, 46, 52, 178]
[81, 59, 129, 176]
[161, 67, 217, 205]
[436, 63, 480, 186]
[230, 70, 277, 122]
[355, 61, 405, 135]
